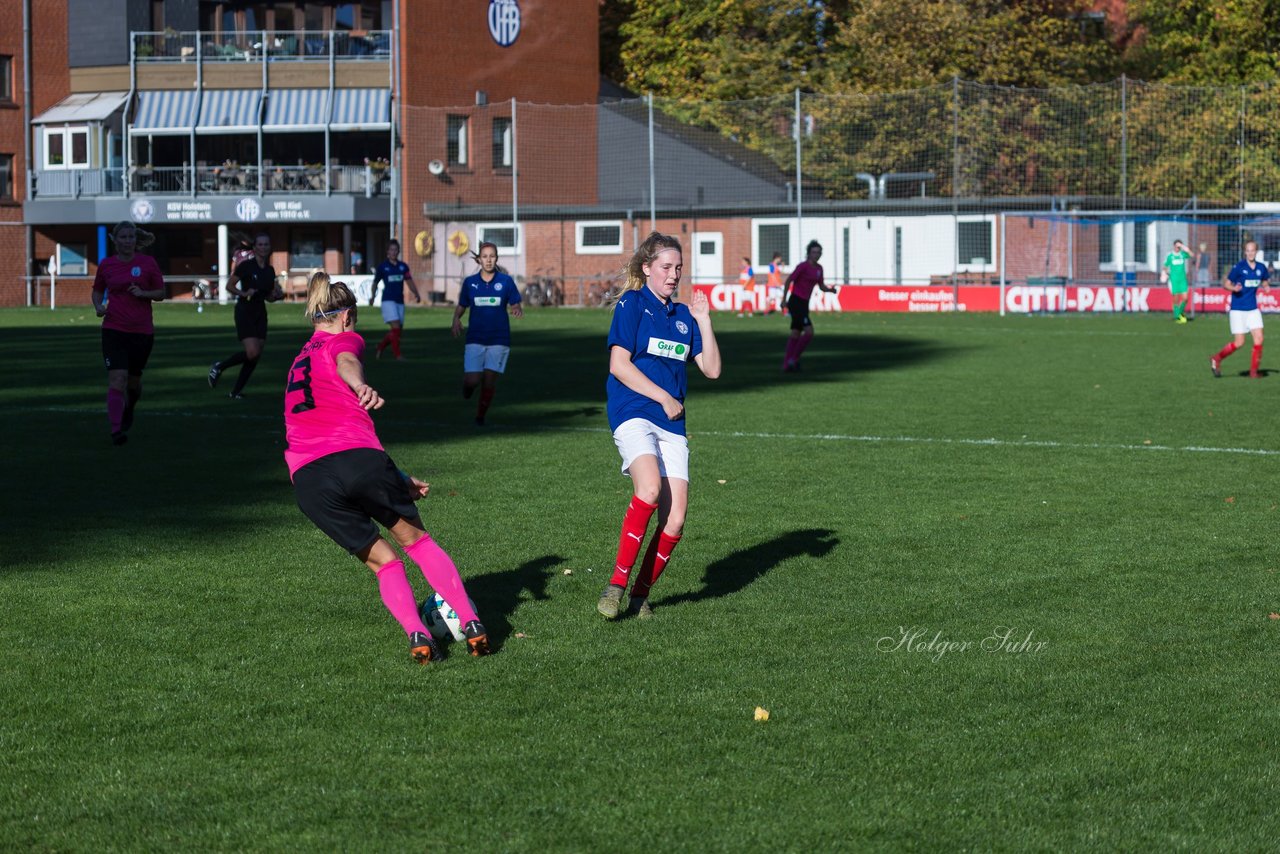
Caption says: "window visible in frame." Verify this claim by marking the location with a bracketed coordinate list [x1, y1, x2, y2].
[576, 221, 623, 255]
[290, 228, 324, 270]
[492, 117, 512, 169]
[447, 115, 469, 166]
[477, 222, 522, 254]
[44, 127, 91, 170]
[756, 222, 790, 265]
[957, 220, 992, 265]
[0, 154, 12, 200]
[0, 56, 12, 104]
[1098, 223, 1113, 266]
[1134, 222, 1150, 268]
[58, 243, 88, 276]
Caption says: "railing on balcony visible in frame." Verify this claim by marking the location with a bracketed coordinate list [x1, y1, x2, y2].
[133, 30, 392, 62]
[31, 164, 392, 199]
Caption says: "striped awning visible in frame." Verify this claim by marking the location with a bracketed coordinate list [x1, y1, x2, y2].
[330, 89, 390, 131]
[197, 89, 262, 133]
[131, 90, 199, 134]
[263, 89, 329, 132]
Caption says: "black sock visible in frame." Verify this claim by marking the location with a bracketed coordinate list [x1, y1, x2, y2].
[231, 357, 259, 395]
[122, 387, 141, 431]
[220, 352, 247, 370]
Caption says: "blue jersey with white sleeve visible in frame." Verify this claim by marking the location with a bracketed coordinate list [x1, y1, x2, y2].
[606, 286, 703, 436]
[374, 260, 413, 303]
[460, 272, 521, 346]
[1227, 260, 1269, 311]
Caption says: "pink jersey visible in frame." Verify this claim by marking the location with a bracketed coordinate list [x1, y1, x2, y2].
[283, 329, 383, 477]
[92, 254, 165, 334]
[788, 261, 824, 301]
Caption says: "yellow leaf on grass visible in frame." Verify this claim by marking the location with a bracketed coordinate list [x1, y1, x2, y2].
[754, 706, 770, 721]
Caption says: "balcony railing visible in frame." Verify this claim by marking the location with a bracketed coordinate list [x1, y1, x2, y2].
[133, 30, 392, 62]
[30, 164, 392, 199]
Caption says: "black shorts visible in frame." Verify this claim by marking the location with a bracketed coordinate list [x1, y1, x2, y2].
[293, 448, 419, 555]
[235, 300, 268, 341]
[102, 328, 155, 376]
[788, 295, 812, 331]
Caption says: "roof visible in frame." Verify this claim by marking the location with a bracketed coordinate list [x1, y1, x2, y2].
[33, 91, 130, 124]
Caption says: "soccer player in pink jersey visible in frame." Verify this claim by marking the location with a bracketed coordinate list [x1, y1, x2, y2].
[285, 272, 491, 664]
[91, 221, 166, 445]
[780, 240, 837, 372]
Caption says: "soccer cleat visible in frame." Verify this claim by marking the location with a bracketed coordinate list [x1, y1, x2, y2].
[228, 392, 244, 400]
[462, 620, 491, 656]
[408, 631, 443, 664]
[1175, 316, 1188, 324]
[597, 583, 625, 619]
[1210, 357, 1221, 378]
[208, 362, 222, 388]
[110, 431, 128, 446]
[627, 597, 654, 620]
[474, 416, 485, 427]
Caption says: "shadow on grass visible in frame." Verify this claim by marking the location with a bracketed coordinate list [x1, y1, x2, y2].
[653, 528, 838, 611]
[465, 554, 564, 650]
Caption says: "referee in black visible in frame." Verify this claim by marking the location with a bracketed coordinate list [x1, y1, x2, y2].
[208, 232, 284, 398]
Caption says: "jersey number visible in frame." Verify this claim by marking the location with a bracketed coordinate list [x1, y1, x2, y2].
[287, 356, 316, 413]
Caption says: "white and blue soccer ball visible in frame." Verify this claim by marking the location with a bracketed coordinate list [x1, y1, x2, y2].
[420, 593, 474, 643]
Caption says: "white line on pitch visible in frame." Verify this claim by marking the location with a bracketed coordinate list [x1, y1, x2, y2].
[16, 404, 1280, 457]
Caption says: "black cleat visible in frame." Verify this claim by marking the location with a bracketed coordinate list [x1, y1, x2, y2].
[208, 361, 222, 388]
[111, 431, 128, 446]
[228, 392, 244, 400]
[1210, 357, 1221, 378]
[462, 620, 491, 656]
[409, 631, 443, 664]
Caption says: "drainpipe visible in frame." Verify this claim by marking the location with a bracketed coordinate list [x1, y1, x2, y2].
[23, 0, 32, 305]
[855, 172, 876, 199]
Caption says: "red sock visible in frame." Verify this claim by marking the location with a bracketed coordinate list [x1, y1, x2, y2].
[477, 387, 496, 420]
[630, 530, 681, 599]
[1252, 344, 1262, 375]
[376, 560, 431, 637]
[609, 496, 658, 587]
[390, 326, 402, 358]
[107, 388, 126, 433]
[377, 331, 393, 355]
[1215, 341, 1240, 362]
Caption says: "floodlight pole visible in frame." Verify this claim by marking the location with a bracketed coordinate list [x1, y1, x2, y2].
[647, 93, 656, 231]
[795, 88, 803, 253]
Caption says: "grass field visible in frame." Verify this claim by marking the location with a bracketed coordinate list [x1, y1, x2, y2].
[2, 302, 1278, 850]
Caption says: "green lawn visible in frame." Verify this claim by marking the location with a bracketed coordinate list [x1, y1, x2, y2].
[1, 303, 1277, 850]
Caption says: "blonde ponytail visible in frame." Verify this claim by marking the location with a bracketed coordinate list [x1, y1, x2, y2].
[305, 271, 356, 321]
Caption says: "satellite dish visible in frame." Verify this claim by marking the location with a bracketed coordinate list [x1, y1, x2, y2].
[428, 160, 445, 176]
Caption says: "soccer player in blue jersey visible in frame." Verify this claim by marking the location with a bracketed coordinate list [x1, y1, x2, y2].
[597, 232, 722, 620]
[369, 239, 421, 360]
[1211, 240, 1270, 379]
[451, 242, 523, 425]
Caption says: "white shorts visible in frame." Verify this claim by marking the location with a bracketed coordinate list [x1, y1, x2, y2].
[381, 301, 405, 325]
[1229, 309, 1263, 334]
[464, 343, 510, 374]
[612, 417, 690, 482]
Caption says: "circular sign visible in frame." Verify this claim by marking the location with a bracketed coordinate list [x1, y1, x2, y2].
[236, 197, 261, 222]
[414, 230, 435, 258]
[130, 199, 154, 223]
[488, 0, 521, 47]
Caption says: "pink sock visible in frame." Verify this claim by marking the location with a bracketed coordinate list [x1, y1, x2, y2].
[796, 334, 814, 358]
[376, 560, 430, 636]
[404, 534, 478, 625]
[783, 337, 800, 366]
[107, 388, 126, 433]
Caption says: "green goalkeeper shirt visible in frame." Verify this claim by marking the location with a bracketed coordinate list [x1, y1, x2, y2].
[1164, 250, 1192, 289]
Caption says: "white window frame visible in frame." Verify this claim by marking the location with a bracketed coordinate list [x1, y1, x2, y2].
[492, 116, 512, 169]
[752, 218, 793, 267]
[58, 243, 88, 275]
[575, 221, 623, 255]
[1098, 222, 1157, 273]
[43, 126, 91, 170]
[955, 216, 995, 270]
[447, 115, 469, 167]
[477, 222, 523, 255]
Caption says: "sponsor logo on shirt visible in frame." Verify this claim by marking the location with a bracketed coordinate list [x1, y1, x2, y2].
[474, 296, 502, 306]
[675, 320, 689, 334]
[646, 337, 688, 360]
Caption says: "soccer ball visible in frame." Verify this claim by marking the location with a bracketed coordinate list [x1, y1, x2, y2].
[420, 593, 473, 643]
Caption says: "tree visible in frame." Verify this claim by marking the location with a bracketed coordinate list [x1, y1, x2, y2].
[1123, 0, 1280, 84]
